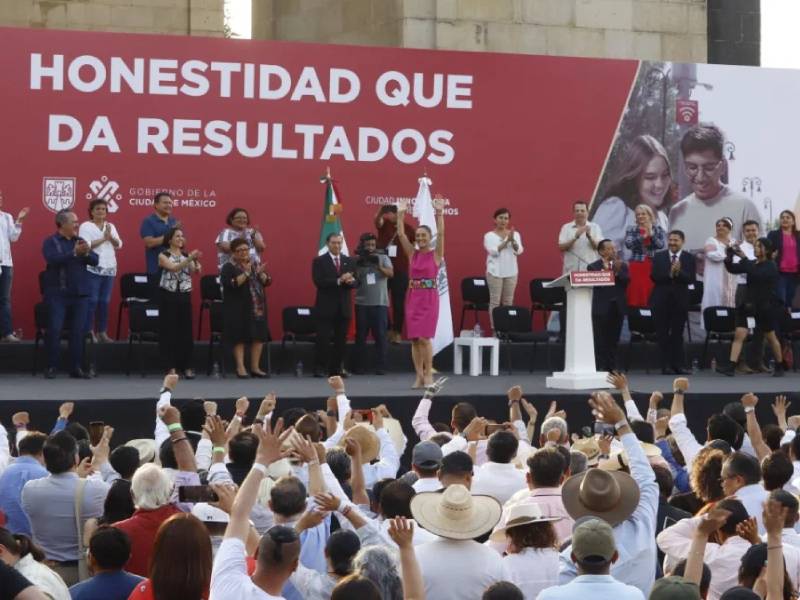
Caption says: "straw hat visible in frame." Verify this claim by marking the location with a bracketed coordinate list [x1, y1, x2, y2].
[598, 442, 663, 471]
[410, 484, 502, 540]
[339, 424, 380, 463]
[489, 499, 563, 542]
[571, 437, 600, 467]
[125, 439, 156, 465]
[561, 467, 640, 527]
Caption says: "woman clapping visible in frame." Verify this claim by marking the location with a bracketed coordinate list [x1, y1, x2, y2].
[220, 238, 271, 378]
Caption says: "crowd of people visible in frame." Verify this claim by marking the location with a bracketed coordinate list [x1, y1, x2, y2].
[0, 372, 798, 600]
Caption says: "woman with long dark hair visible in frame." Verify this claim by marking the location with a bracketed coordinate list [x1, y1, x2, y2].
[718, 237, 785, 376]
[157, 227, 201, 378]
[593, 134, 674, 257]
[127, 513, 212, 600]
[767, 209, 800, 307]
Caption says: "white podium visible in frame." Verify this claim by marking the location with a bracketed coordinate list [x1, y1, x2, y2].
[544, 271, 615, 390]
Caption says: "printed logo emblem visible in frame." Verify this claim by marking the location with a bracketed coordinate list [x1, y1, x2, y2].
[42, 177, 76, 213]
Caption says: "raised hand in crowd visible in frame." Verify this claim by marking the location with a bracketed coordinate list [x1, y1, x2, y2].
[203, 401, 218, 416]
[257, 393, 277, 419]
[58, 402, 74, 420]
[772, 394, 790, 430]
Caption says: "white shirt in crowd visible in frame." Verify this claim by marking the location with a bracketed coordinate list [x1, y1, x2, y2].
[733, 483, 769, 534]
[558, 220, 603, 273]
[210, 538, 283, 600]
[412, 477, 442, 493]
[484, 230, 524, 278]
[538, 574, 644, 600]
[501, 547, 558, 600]
[471, 461, 528, 505]
[0, 210, 21, 267]
[14, 553, 71, 600]
[78, 221, 122, 276]
[657, 516, 751, 600]
[416, 538, 504, 600]
[377, 518, 439, 548]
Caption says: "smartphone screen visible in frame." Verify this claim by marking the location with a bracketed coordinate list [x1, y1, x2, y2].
[178, 485, 220, 503]
[486, 423, 504, 435]
[593, 422, 616, 437]
[88, 421, 105, 446]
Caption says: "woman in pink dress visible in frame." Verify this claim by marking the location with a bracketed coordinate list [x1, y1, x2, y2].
[396, 196, 446, 388]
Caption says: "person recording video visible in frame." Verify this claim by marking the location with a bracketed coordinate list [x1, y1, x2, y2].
[353, 232, 393, 375]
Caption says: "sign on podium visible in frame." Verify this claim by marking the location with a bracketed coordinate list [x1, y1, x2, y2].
[544, 270, 614, 390]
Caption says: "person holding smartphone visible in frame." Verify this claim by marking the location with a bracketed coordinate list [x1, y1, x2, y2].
[353, 233, 393, 375]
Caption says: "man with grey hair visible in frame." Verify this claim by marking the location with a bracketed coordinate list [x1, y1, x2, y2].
[114, 403, 199, 577]
[540, 416, 569, 447]
[42, 209, 98, 379]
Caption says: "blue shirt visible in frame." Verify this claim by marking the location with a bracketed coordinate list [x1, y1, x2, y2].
[0, 456, 48, 535]
[538, 574, 645, 600]
[558, 432, 659, 596]
[69, 570, 143, 600]
[139, 214, 176, 273]
[42, 233, 99, 296]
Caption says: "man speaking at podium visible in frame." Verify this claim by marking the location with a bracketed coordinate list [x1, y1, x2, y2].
[588, 240, 629, 372]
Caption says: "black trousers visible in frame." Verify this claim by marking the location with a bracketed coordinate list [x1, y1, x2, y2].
[593, 302, 624, 371]
[158, 290, 194, 372]
[653, 299, 687, 370]
[315, 315, 349, 374]
[387, 272, 409, 333]
[354, 305, 389, 372]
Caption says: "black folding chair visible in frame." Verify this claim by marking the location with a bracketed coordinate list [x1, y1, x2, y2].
[198, 274, 223, 339]
[492, 306, 549, 374]
[529, 278, 565, 336]
[685, 281, 703, 342]
[116, 273, 154, 340]
[782, 310, 800, 371]
[126, 303, 160, 376]
[702, 306, 736, 368]
[459, 277, 490, 331]
[280, 306, 316, 373]
[625, 307, 658, 373]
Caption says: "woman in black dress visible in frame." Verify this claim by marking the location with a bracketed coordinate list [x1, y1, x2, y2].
[718, 237, 784, 377]
[221, 238, 271, 378]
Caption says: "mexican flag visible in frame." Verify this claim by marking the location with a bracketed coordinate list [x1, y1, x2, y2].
[412, 176, 454, 355]
[318, 173, 349, 256]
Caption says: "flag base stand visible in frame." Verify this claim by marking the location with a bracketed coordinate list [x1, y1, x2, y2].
[545, 371, 610, 390]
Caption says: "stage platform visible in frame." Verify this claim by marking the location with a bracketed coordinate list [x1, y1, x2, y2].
[2, 371, 798, 455]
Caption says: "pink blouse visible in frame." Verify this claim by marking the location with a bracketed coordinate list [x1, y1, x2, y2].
[781, 232, 798, 273]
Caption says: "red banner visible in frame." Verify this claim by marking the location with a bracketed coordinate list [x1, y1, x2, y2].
[0, 27, 637, 338]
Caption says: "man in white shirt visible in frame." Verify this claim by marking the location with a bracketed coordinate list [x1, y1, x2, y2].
[720, 451, 769, 533]
[558, 201, 602, 274]
[471, 430, 527, 505]
[210, 419, 299, 600]
[657, 498, 751, 600]
[538, 518, 644, 600]
[411, 484, 504, 600]
[410, 441, 443, 493]
[0, 192, 28, 343]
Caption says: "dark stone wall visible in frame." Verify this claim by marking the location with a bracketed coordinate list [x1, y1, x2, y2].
[708, 0, 760, 66]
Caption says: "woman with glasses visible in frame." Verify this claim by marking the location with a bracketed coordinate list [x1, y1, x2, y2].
[78, 198, 122, 343]
[701, 217, 738, 315]
[767, 210, 800, 308]
[220, 238, 271, 378]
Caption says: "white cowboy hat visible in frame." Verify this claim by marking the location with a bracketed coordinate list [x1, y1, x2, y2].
[490, 499, 563, 542]
[410, 484, 501, 540]
[125, 439, 156, 465]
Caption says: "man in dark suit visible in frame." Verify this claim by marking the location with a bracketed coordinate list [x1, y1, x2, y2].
[588, 239, 629, 372]
[42, 209, 99, 379]
[650, 229, 696, 374]
[312, 233, 358, 377]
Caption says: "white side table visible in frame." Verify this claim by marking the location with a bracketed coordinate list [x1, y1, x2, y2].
[453, 336, 500, 376]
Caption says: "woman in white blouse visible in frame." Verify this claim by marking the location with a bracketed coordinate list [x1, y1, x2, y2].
[701, 217, 738, 316]
[79, 199, 122, 343]
[490, 501, 560, 600]
[0, 528, 70, 600]
[484, 208, 523, 329]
